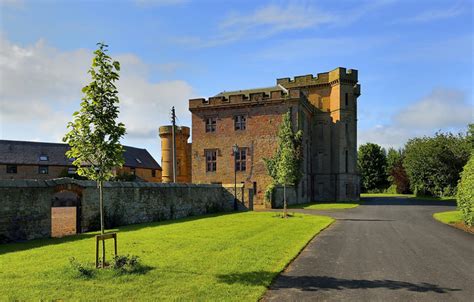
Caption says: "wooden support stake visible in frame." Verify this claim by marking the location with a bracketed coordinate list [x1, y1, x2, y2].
[95, 232, 118, 268]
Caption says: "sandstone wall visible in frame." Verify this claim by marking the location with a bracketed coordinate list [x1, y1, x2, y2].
[0, 178, 239, 243]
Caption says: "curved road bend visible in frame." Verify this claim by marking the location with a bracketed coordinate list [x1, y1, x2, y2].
[263, 197, 474, 302]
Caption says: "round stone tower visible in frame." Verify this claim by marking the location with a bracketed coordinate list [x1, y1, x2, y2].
[159, 125, 191, 183]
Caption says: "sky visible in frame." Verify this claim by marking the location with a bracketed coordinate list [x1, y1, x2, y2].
[0, 0, 473, 164]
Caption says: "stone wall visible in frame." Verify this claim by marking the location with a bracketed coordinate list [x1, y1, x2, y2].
[272, 185, 302, 208]
[0, 178, 240, 243]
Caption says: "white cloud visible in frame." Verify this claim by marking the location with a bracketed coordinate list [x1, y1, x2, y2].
[0, 35, 195, 151]
[393, 4, 465, 24]
[358, 88, 473, 149]
[133, 0, 188, 7]
[394, 89, 472, 129]
[175, 1, 395, 48]
[0, 0, 24, 7]
[221, 3, 336, 34]
[175, 2, 338, 48]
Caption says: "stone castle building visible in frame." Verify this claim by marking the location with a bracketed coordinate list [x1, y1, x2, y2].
[160, 67, 360, 207]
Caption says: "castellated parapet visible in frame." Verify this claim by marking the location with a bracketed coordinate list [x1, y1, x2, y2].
[189, 88, 305, 111]
[277, 67, 358, 87]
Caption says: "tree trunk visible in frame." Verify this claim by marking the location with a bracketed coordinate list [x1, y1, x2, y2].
[98, 179, 105, 268]
[99, 180, 104, 234]
[283, 184, 287, 218]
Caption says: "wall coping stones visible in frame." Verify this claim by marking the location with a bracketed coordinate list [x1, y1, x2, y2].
[0, 178, 227, 189]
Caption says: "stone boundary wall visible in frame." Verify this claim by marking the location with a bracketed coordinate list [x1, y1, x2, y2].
[272, 186, 303, 208]
[0, 178, 242, 243]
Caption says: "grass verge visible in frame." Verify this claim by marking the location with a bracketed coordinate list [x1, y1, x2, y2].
[433, 210, 473, 234]
[0, 212, 333, 301]
[361, 193, 455, 202]
[289, 202, 360, 210]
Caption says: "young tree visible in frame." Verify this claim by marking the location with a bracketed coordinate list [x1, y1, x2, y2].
[63, 43, 126, 236]
[264, 110, 303, 217]
[357, 143, 388, 192]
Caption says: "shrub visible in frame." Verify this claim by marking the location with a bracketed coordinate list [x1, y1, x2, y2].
[112, 254, 143, 274]
[69, 257, 95, 278]
[264, 183, 275, 206]
[457, 154, 474, 226]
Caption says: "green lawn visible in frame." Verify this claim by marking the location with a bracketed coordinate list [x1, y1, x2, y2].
[433, 210, 463, 225]
[289, 202, 360, 210]
[361, 193, 455, 202]
[0, 212, 333, 301]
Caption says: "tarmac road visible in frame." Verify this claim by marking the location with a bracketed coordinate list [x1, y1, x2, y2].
[263, 197, 474, 302]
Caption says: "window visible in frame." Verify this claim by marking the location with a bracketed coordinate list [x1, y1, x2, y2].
[152, 169, 156, 177]
[136, 158, 142, 164]
[345, 93, 349, 107]
[345, 150, 349, 173]
[234, 115, 246, 131]
[38, 165, 48, 174]
[205, 150, 217, 172]
[345, 183, 352, 196]
[6, 165, 17, 174]
[67, 167, 76, 175]
[318, 183, 324, 196]
[39, 155, 49, 161]
[317, 152, 324, 171]
[130, 168, 136, 175]
[235, 148, 246, 171]
[205, 117, 217, 132]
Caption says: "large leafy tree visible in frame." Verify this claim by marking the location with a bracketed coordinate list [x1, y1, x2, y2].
[386, 148, 410, 194]
[264, 110, 303, 217]
[63, 43, 126, 235]
[358, 143, 388, 192]
[403, 131, 471, 197]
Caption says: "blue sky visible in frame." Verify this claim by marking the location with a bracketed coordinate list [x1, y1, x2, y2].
[0, 0, 472, 163]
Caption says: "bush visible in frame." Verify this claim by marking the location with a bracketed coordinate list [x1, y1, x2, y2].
[384, 184, 398, 194]
[457, 154, 474, 226]
[112, 254, 144, 274]
[264, 183, 275, 206]
[69, 257, 95, 278]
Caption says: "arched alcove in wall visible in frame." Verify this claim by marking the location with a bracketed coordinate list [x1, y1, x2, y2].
[51, 186, 82, 238]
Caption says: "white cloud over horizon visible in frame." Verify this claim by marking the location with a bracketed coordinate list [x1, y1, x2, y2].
[358, 88, 473, 150]
[0, 35, 195, 159]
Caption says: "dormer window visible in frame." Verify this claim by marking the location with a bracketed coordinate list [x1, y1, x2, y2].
[39, 155, 49, 161]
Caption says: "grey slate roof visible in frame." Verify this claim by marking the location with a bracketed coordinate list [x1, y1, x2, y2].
[215, 85, 283, 98]
[0, 140, 161, 170]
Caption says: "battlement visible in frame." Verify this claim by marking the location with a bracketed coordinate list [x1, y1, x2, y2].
[189, 88, 303, 110]
[159, 125, 190, 137]
[277, 67, 358, 88]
